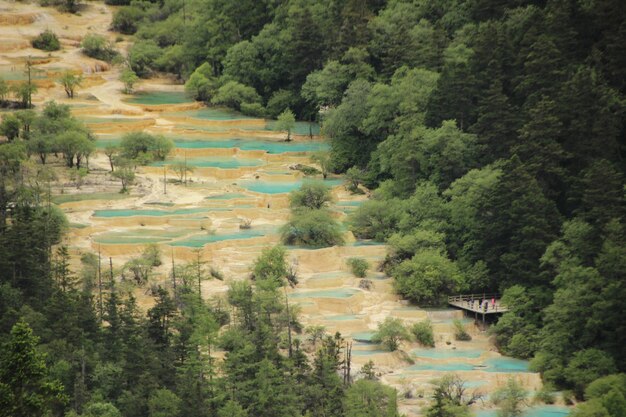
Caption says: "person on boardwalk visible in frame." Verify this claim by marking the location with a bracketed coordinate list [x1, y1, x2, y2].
[491, 297, 496, 310]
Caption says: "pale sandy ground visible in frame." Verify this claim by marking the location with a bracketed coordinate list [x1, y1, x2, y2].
[0, 2, 559, 416]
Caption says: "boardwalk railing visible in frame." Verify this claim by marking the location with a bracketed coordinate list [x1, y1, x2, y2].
[447, 293, 502, 304]
[448, 293, 508, 315]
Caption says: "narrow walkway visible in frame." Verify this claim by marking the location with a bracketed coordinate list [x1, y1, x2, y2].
[448, 293, 508, 314]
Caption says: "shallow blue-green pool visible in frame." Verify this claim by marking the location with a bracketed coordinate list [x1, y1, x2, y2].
[407, 363, 477, 371]
[167, 107, 255, 120]
[151, 157, 263, 169]
[169, 229, 270, 247]
[173, 138, 329, 154]
[125, 91, 192, 105]
[412, 349, 483, 359]
[242, 178, 343, 194]
[474, 405, 570, 417]
[482, 357, 530, 373]
[93, 208, 209, 217]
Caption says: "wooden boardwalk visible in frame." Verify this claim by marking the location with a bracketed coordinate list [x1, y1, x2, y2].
[448, 293, 509, 315]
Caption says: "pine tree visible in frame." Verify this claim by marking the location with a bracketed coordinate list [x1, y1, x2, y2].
[0, 321, 67, 417]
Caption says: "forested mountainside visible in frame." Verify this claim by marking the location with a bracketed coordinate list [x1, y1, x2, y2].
[0, 0, 624, 416]
[114, 0, 626, 404]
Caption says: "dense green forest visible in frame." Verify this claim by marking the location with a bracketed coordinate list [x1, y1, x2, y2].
[1, 0, 625, 416]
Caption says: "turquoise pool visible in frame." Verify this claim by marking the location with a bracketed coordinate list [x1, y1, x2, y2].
[242, 178, 343, 194]
[151, 157, 263, 169]
[93, 208, 209, 217]
[266, 120, 321, 135]
[173, 138, 329, 154]
[168, 229, 270, 247]
[350, 332, 376, 342]
[407, 363, 477, 372]
[482, 357, 530, 373]
[412, 349, 483, 359]
[125, 91, 192, 105]
[474, 405, 570, 417]
[167, 107, 255, 120]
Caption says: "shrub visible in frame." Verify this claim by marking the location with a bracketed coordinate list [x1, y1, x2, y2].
[281, 209, 344, 248]
[32, 30, 60, 51]
[349, 199, 405, 241]
[209, 266, 224, 281]
[290, 181, 333, 210]
[252, 246, 287, 286]
[111, 6, 144, 34]
[119, 132, 173, 162]
[411, 320, 435, 347]
[119, 68, 139, 94]
[81, 34, 117, 61]
[141, 244, 161, 267]
[347, 257, 369, 277]
[372, 317, 411, 351]
[128, 40, 161, 77]
[392, 249, 463, 305]
[453, 319, 472, 341]
[211, 81, 261, 111]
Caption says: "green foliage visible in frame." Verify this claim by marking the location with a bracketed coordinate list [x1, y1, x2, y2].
[411, 320, 435, 347]
[453, 319, 471, 341]
[289, 181, 333, 210]
[251, 245, 287, 287]
[344, 379, 399, 417]
[81, 34, 117, 61]
[119, 68, 139, 94]
[111, 6, 145, 35]
[0, 114, 20, 141]
[0, 321, 67, 417]
[128, 40, 162, 77]
[392, 249, 463, 305]
[119, 132, 173, 162]
[281, 208, 344, 248]
[492, 378, 528, 417]
[148, 389, 181, 417]
[276, 108, 296, 141]
[426, 374, 477, 417]
[372, 317, 411, 351]
[31, 30, 60, 51]
[57, 71, 83, 99]
[347, 257, 369, 278]
[211, 81, 261, 112]
[184, 63, 218, 102]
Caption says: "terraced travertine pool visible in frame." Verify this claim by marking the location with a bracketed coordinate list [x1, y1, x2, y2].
[150, 157, 263, 169]
[173, 138, 329, 153]
[164, 107, 256, 120]
[93, 208, 210, 217]
[411, 348, 483, 359]
[241, 178, 343, 194]
[204, 193, 250, 200]
[474, 405, 570, 417]
[405, 357, 530, 373]
[168, 228, 272, 247]
[124, 91, 192, 105]
[288, 288, 361, 299]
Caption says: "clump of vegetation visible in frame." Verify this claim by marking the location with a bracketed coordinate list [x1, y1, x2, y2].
[281, 209, 344, 248]
[81, 34, 117, 61]
[372, 317, 411, 352]
[39, 0, 80, 13]
[453, 319, 472, 341]
[347, 257, 369, 277]
[411, 320, 435, 347]
[492, 377, 528, 417]
[534, 384, 556, 405]
[57, 71, 83, 99]
[119, 132, 174, 163]
[251, 245, 288, 287]
[239, 218, 252, 229]
[276, 108, 296, 141]
[31, 30, 61, 51]
[120, 68, 139, 94]
[289, 181, 333, 210]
